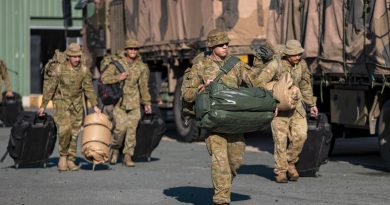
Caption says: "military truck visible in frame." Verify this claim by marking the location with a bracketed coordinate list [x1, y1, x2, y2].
[78, 0, 271, 142]
[78, 0, 390, 170]
[266, 0, 390, 170]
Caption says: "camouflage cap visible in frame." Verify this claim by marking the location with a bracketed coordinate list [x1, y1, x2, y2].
[65, 43, 82, 57]
[283, 40, 304, 56]
[125, 39, 141, 49]
[207, 29, 230, 47]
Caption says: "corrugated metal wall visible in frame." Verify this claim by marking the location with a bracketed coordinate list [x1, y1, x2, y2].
[0, 0, 30, 95]
[0, 0, 83, 96]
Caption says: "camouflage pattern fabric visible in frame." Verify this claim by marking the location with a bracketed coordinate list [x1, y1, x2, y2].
[101, 52, 151, 155]
[0, 59, 12, 102]
[252, 57, 315, 174]
[101, 53, 151, 110]
[41, 59, 98, 162]
[205, 134, 245, 204]
[181, 54, 253, 103]
[112, 106, 141, 155]
[181, 53, 252, 204]
[271, 110, 308, 174]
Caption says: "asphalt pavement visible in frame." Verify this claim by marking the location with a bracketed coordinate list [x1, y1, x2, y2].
[1, 124, 390, 205]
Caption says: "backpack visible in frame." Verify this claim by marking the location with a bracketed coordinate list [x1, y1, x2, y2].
[97, 55, 126, 106]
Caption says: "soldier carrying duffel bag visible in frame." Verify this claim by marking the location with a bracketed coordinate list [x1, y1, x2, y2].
[193, 55, 277, 134]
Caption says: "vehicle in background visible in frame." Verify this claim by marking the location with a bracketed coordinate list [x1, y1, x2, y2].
[268, 0, 390, 170]
[78, 0, 271, 142]
[77, 0, 390, 170]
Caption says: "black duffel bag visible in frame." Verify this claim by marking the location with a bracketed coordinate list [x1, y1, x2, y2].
[195, 56, 277, 134]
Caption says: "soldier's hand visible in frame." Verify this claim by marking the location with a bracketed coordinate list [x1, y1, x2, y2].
[310, 105, 318, 118]
[94, 106, 101, 114]
[37, 108, 45, 116]
[118, 72, 128, 81]
[198, 80, 213, 93]
[5, 91, 13, 97]
[144, 104, 152, 114]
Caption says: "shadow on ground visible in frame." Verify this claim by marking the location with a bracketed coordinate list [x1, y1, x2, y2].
[163, 186, 251, 205]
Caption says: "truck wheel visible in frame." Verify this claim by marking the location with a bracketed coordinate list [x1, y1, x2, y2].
[377, 101, 390, 171]
[173, 77, 199, 142]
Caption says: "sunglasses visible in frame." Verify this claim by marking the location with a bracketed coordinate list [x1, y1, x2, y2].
[126, 48, 139, 51]
[215, 43, 229, 47]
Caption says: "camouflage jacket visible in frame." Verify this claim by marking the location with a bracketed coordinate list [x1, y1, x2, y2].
[41, 61, 98, 111]
[181, 54, 253, 103]
[101, 54, 151, 110]
[0, 59, 12, 94]
[252, 58, 316, 108]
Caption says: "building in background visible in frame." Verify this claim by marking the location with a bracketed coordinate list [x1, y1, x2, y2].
[0, 0, 83, 105]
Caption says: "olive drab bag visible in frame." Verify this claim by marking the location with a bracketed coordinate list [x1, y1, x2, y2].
[195, 56, 277, 134]
[97, 56, 126, 105]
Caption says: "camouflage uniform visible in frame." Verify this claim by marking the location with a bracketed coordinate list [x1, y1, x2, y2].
[0, 59, 13, 102]
[41, 44, 98, 163]
[181, 29, 252, 204]
[101, 42, 151, 159]
[253, 40, 316, 178]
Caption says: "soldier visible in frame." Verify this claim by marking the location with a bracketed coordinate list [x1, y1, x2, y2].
[253, 40, 319, 183]
[181, 29, 253, 205]
[0, 59, 14, 102]
[38, 43, 101, 171]
[101, 39, 152, 167]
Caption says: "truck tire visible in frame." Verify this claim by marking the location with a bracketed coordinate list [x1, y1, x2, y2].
[173, 77, 199, 142]
[377, 101, 390, 171]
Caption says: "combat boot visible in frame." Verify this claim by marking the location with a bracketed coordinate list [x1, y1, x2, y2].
[123, 154, 135, 167]
[287, 164, 299, 181]
[67, 160, 79, 171]
[110, 149, 119, 165]
[275, 172, 288, 183]
[57, 156, 68, 171]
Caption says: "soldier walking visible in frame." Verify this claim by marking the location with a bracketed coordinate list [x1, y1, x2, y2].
[0, 59, 14, 101]
[101, 39, 152, 167]
[253, 40, 318, 183]
[181, 29, 253, 205]
[38, 43, 101, 171]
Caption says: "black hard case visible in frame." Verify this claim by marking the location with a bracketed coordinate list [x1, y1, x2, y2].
[296, 113, 333, 177]
[1, 92, 24, 127]
[134, 113, 166, 161]
[5, 111, 57, 168]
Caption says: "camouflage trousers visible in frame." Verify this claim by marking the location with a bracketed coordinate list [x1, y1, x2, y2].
[112, 106, 141, 156]
[271, 110, 308, 174]
[53, 104, 83, 162]
[205, 133, 245, 204]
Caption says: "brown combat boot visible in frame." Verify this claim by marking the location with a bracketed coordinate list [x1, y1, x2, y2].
[123, 154, 135, 167]
[110, 149, 119, 165]
[57, 156, 68, 171]
[275, 172, 288, 183]
[67, 160, 79, 171]
[287, 164, 299, 181]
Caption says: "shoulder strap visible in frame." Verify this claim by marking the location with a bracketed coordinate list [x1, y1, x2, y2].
[214, 56, 240, 82]
[101, 59, 126, 74]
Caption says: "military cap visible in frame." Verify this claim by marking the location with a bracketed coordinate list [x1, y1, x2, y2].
[125, 39, 141, 49]
[283, 40, 304, 56]
[65, 43, 82, 57]
[207, 29, 230, 47]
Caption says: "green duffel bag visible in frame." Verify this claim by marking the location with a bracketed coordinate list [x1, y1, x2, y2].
[195, 56, 277, 134]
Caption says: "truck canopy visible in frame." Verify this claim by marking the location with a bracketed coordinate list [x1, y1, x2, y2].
[111, 0, 270, 58]
[267, 0, 390, 75]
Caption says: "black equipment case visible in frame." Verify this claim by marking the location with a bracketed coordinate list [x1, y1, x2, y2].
[296, 113, 333, 177]
[1, 111, 57, 168]
[0, 92, 23, 127]
[134, 113, 166, 161]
